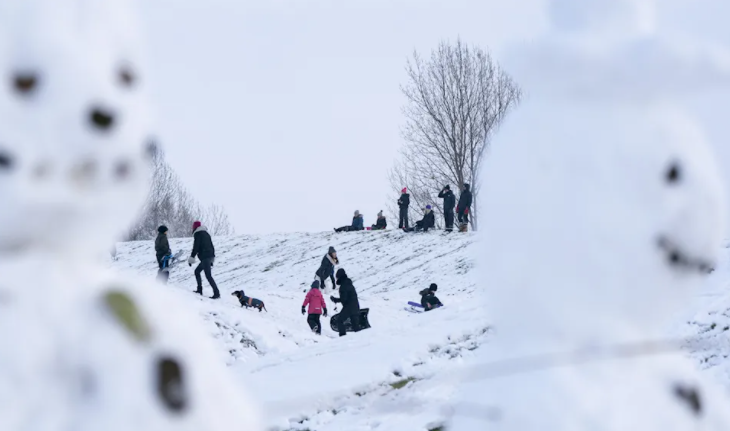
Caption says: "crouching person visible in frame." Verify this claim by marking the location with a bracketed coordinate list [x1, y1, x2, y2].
[302, 280, 328, 334]
[330, 268, 360, 337]
[419, 283, 443, 311]
[403, 206, 435, 232]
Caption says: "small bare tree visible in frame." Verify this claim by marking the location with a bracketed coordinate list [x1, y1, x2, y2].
[390, 38, 521, 230]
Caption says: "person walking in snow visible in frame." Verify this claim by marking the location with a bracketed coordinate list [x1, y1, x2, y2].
[334, 210, 364, 233]
[302, 280, 328, 334]
[403, 205, 435, 232]
[456, 183, 473, 232]
[155, 225, 171, 271]
[188, 221, 220, 299]
[330, 268, 361, 336]
[398, 187, 410, 229]
[371, 210, 387, 230]
[419, 284, 443, 311]
[316, 246, 338, 292]
[438, 185, 456, 232]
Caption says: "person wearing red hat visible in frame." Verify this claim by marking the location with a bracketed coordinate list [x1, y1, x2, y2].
[397, 187, 410, 229]
[187, 221, 220, 299]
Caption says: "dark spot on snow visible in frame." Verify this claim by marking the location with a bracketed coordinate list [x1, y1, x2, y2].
[12, 72, 39, 95]
[114, 159, 131, 180]
[673, 383, 702, 416]
[657, 236, 713, 274]
[89, 106, 115, 131]
[32, 161, 52, 180]
[666, 162, 681, 184]
[0, 150, 14, 171]
[156, 356, 188, 414]
[118, 65, 136, 88]
[145, 138, 160, 160]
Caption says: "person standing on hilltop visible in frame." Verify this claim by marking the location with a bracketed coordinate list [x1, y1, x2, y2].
[188, 221, 220, 299]
[398, 187, 410, 229]
[438, 185, 456, 232]
[456, 183, 473, 232]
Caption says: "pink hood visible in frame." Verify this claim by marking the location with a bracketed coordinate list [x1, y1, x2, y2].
[303, 288, 326, 314]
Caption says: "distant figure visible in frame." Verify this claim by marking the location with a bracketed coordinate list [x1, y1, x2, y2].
[330, 268, 361, 337]
[419, 283, 443, 311]
[302, 280, 328, 334]
[438, 185, 456, 232]
[316, 246, 338, 292]
[371, 210, 387, 230]
[403, 205, 435, 232]
[334, 210, 364, 233]
[456, 183, 473, 232]
[155, 225, 171, 271]
[188, 221, 220, 299]
[398, 187, 410, 229]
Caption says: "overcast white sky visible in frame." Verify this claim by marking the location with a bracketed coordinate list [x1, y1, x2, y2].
[139, 0, 730, 235]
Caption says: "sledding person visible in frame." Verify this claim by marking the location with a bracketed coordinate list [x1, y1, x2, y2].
[302, 280, 328, 334]
[155, 225, 171, 271]
[334, 210, 364, 233]
[403, 205, 436, 232]
[398, 187, 410, 229]
[438, 185, 456, 232]
[330, 268, 360, 336]
[456, 183, 473, 232]
[316, 246, 338, 291]
[371, 210, 387, 230]
[419, 283, 443, 311]
[187, 221, 220, 299]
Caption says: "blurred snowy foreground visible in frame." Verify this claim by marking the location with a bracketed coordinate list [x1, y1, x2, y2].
[109, 229, 730, 430]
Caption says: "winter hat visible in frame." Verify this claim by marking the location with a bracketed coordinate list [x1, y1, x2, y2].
[429, 283, 438, 291]
[354, 210, 360, 217]
[444, 185, 450, 190]
[157, 225, 168, 234]
[336, 268, 347, 280]
[328, 246, 336, 254]
[401, 187, 407, 194]
[377, 210, 383, 217]
[426, 205, 432, 210]
[192, 221, 202, 232]
[311, 280, 320, 289]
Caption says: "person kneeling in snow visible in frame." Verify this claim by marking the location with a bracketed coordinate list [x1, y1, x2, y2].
[302, 280, 328, 334]
[419, 284, 443, 311]
[334, 210, 364, 233]
[330, 268, 360, 336]
[403, 206, 435, 232]
[371, 210, 387, 230]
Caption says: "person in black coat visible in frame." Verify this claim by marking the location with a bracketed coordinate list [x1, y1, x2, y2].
[315, 246, 338, 291]
[187, 221, 220, 299]
[371, 210, 387, 230]
[397, 187, 410, 229]
[330, 268, 361, 336]
[155, 225, 171, 271]
[438, 185, 456, 231]
[419, 283, 443, 311]
[403, 206, 436, 232]
[456, 183, 473, 230]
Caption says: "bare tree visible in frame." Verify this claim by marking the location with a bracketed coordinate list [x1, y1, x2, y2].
[390, 38, 521, 230]
[126, 146, 234, 240]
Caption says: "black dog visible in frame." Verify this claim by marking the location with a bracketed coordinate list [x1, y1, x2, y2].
[231, 290, 267, 312]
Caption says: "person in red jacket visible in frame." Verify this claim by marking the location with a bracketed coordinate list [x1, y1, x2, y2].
[302, 280, 328, 334]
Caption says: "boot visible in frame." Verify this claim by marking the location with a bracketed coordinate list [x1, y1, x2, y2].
[194, 287, 203, 295]
[210, 289, 220, 300]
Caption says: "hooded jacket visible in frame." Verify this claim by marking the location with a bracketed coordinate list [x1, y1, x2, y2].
[335, 269, 360, 313]
[303, 288, 326, 315]
[155, 232, 171, 258]
[457, 184, 473, 213]
[351, 214, 364, 230]
[191, 226, 215, 260]
[438, 188, 456, 211]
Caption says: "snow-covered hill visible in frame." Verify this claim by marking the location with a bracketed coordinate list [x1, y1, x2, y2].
[112, 230, 489, 431]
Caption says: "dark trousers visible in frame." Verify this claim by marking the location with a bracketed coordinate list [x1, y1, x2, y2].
[194, 258, 219, 295]
[338, 309, 361, 336]
[444, 211, 454, 230]
[307, 314, 322, 334]
[399, 207, 409, 229]
[157, 255, 166, 271]
[457, 210, 469, 225]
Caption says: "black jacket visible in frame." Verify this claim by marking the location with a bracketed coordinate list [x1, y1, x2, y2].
[373, 217, 387, 230]
[398, 193, 410, 209]
[457, 185, 473, 213]
[419, 289, 443, 310]
[422, 211, 435, 230]
[316, 254, 336, 281]
[155, 233, 170, 258]
[335, 275, 360, 313]
[191, 227, 215, 260]
[438, 189, 456, 211]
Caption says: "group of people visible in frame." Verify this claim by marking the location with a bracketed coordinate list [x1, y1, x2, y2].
[399, 184, 473, 233]
[334, 210, 387, 233]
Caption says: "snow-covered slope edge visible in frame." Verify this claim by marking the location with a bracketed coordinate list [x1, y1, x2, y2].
[112, 230, 489, 431]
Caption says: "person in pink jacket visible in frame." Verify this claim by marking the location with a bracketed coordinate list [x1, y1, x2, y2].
[302, 280, 328, 334]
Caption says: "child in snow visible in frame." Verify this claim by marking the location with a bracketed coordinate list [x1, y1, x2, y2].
[419, 284, 443, 311]
[371, 210, 387, 230]
[155, 225, 171, 271]
[334, 210, 364, 232]
[403, 206, 435, 232]
[315, 246, 338, 292]
[188, 221, 220, 299]
[302, 280, 328, 334]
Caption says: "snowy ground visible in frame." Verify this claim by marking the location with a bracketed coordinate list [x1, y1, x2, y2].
[111, 230, 488, 431]
[111, 230, 730, 430]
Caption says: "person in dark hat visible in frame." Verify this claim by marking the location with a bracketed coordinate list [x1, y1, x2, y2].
[315, 246, 338, 292]
[330, 268, 361, 336]
[188, 221, 219, 299]
[438, 185, 456, 232]
[155, 225, 171, 271]
[419, 283, 443, 311]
